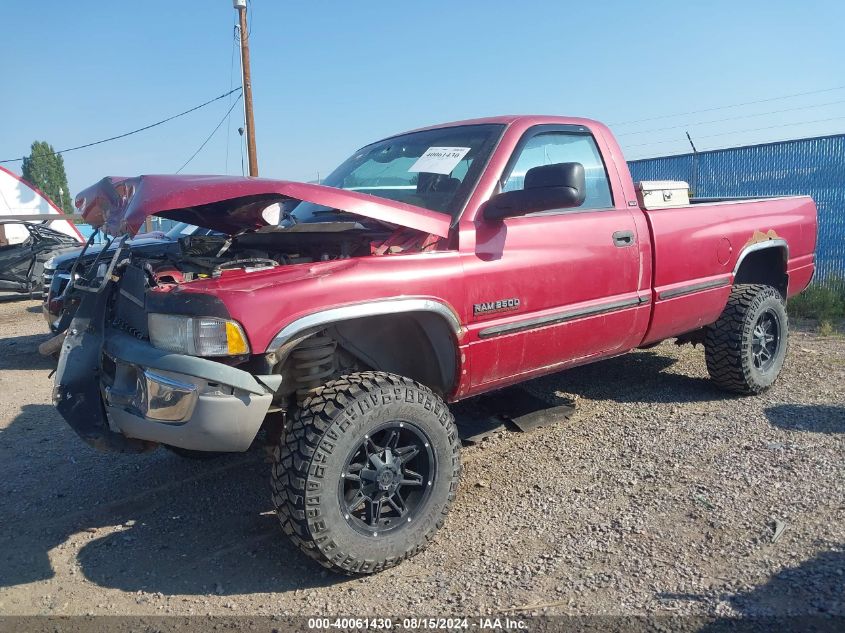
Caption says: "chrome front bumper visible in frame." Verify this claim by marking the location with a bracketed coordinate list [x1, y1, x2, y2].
[135, 369, 200, 422]
[97, 333, 282, 452]
[55, 326, 281, 453]
[104, 364, 201, 424]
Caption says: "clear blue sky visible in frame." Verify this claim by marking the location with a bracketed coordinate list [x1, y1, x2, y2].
[2, 0, 844, 196]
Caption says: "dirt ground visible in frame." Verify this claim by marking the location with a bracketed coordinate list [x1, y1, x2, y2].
[0, 298, 842, 617]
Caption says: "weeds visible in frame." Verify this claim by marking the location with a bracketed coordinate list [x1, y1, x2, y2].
[818, 321, 836, 336]
[788, 278, 845, 332]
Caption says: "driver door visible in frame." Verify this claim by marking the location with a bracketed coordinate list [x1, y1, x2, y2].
[462, 127, 647, 390]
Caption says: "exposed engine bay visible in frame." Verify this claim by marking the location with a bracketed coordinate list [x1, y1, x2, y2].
[92, 217, 440, 351]
[136, 221, 438, 288]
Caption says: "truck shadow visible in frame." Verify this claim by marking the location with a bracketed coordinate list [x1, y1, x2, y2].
[0, 294, 35, 304]
[721, 549, 845, 616]
[658, 549, 844, 618]
[531, 349, 731, 405]
[0, 347, 745, 598]
[0, 405, 345, 596]
[0, 332, 56, 371]
[764, 404, 844, 434]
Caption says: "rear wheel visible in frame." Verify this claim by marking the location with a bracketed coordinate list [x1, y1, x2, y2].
[271, 371, 461, 574]
[705, 284, 788, 394]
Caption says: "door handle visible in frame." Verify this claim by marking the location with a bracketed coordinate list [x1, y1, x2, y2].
[612, 230, 635, 247]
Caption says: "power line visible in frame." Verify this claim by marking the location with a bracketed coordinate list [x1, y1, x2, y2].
[623, 114, 845, 150]
[615, 98, 845, 137]
[610, 84, 845, 127]
[0, 87, 242, 164]
[176, 94, 244, 174]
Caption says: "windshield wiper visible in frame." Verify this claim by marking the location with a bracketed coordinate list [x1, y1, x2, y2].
[312, 209, 355, 216]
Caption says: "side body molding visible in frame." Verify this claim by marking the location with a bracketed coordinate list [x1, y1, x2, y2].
[265, 298, 464, 353]
[733, 238, 789, 275]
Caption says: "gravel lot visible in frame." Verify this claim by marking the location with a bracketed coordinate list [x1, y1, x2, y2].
[0, 298, 842, 617]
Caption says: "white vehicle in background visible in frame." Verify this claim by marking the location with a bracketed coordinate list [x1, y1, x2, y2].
[0, 166, 82, 295]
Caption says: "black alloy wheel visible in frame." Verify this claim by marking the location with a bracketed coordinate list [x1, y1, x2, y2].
[271, 371, 461, 574]
[340, 422, 435, 536]
[751, 308, 781, 372]
[705, 284, 789, 394]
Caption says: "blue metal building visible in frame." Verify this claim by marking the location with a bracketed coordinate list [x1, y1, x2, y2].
[628, 134, 845, 284]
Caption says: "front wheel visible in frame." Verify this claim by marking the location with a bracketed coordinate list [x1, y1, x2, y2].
[271, 371, 461, 574]
[705, 284, 788, 394]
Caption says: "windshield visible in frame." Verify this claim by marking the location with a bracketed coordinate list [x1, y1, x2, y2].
[164, 222, 221, 239]
[165, 222, 195, 238]
[291, 123, 504, 223]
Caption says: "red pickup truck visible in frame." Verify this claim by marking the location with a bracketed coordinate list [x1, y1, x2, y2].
[55, 115, 817, 574]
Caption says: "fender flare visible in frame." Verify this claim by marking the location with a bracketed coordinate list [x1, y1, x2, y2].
[732, 238, 789, 276]
[265, 297, 463, 356]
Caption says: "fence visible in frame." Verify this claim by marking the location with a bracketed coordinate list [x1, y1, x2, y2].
[628, 134, 845, 285]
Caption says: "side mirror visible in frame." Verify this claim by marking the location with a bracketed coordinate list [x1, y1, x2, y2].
[482, 162, 586, 221]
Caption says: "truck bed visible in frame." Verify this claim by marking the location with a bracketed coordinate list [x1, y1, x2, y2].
[640, 195, 817, 344]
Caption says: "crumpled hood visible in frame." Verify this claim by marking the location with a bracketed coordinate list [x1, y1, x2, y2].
[74, 175, 451, 238]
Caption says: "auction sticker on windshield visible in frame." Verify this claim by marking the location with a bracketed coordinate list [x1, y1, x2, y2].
[409, 147, 471, 175]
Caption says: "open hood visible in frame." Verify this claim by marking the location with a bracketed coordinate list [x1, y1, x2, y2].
[74, 175, 452, 238]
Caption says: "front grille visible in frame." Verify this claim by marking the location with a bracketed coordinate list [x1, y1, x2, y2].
[42, 267, 54, 300]
[112, 315, 148, 341]
[110, 264, 150, 340]
[43, 269, 71, 303]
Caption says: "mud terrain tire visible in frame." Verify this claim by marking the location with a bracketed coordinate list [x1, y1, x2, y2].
[705, 284, 788, 394]
[271, 371, 461, 574]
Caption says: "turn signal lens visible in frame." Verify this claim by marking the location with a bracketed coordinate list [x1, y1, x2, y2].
[225, 320, 249, 355]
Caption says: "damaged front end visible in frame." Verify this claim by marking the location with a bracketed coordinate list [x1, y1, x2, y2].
[54, 174, 450, 453]
[52, 233, 280, 453]
[52, 235, 153, 452]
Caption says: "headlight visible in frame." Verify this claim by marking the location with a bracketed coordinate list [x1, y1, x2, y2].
[147, 314, 250, 356]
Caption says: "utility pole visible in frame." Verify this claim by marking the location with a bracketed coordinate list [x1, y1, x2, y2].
[685, 131, 700, 197]
[685, 131, 698, 154]
[234, 0, 258, 176]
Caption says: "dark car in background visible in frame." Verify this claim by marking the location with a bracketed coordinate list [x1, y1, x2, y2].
[42, 222, 219, 333]
[0, 220, 80, 297]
